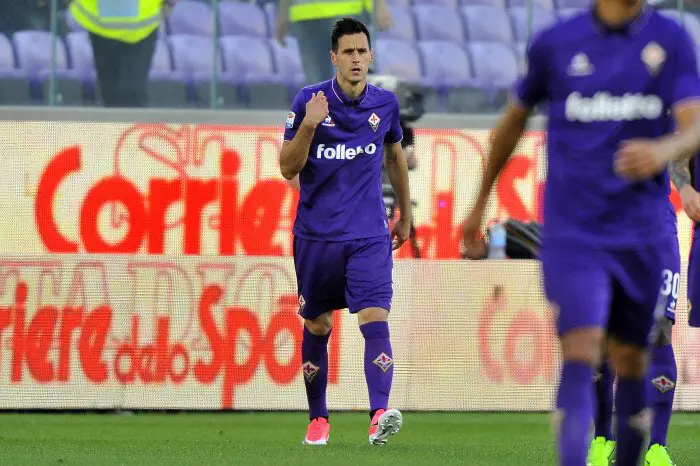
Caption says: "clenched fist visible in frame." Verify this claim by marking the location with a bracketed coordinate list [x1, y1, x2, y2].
[303, 91, 329, 128]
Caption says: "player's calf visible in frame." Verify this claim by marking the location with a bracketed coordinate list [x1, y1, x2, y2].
[609, 339, 651, 466]
[647, 318, 676, 464]
[555, 328, 604, 466]
[301, 312, 334, 445]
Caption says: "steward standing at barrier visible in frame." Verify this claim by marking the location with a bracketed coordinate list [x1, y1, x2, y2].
[276, 0, 392, 85]
[69, 0, 169, 107]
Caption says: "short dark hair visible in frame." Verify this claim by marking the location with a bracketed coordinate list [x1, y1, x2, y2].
[331, 17, 371, 53]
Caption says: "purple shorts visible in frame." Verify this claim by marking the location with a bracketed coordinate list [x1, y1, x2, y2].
[688, 235, 700, 327]
[541, 236, 674, 348]
[293, 235, 393, 320]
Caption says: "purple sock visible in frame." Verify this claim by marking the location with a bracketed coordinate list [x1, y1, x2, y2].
[648, 344, 676, 447]
[594, 360, 614, 440]
[556, 361, 594, 466]
[301, 327, 331, 420]
[615, 377, 649, 466]
[360, 321, 394, 413]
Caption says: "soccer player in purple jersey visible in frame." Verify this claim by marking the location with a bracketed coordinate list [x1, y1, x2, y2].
[588, 196, 680, 466]
[279, 18, 412, 446]
[462, 0, 700, 464]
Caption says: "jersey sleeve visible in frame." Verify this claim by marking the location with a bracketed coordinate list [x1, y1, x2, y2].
[512, 33, 549, 108]
[384, 94, 403, 144]
[283, 89, 307, 142]
[668, 28, 700, 108]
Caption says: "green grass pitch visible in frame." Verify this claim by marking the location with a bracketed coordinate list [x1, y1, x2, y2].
[0, 412, 698, 465]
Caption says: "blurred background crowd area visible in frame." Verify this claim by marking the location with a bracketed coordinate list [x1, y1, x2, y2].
[2, 0, 700, 113]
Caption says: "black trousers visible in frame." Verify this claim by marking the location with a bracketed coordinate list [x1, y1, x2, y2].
[89, 29, 158, 107]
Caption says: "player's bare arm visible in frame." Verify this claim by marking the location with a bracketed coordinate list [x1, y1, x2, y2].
[462, 102, 530, 249]
[670, 156, 700, 221]
[279, 91, 329, 180]
[615, 103, 700, 180]
[384, 142, 412, 250]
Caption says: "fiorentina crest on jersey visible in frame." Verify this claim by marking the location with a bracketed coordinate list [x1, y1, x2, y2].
[373, 352, 394, 372]
[368, 113, 381, 132]
[641, 41, 666, 76]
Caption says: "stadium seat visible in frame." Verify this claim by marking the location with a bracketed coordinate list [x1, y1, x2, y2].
[513, 41, 527, 70]
[464, 41, 519, 110]
[65, 31, 100, 105]
[413, 5, 465, 42]
[268, 37, 306, 87]
[0, 33, 30, 105]
[13, 31, 82, 105]
[263, 3, 277, 37]
[412, 0, 458, 7]
[557, 7, 584, 20]
[219, 1, 268, 37]
[169, 34, 239, 108]
[508, 0, 555, 10]
[148, 40, 189, 107]
[378, 5, 416, 41]
[374, 39, 422, 83]
[658, 9, 700, 48]
[458, 0, 506, 6]
[509, 7, 557, 42]
[556, 0, 590, 8]
[385, 0, 411, 6]
[168, 1, 215, 36]
[64, 9, 84, 32]
[220, 36, 290, 109]
[461, 6, 514, 42]
[418, 40, 472, 87]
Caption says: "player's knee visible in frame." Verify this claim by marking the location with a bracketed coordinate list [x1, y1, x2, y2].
[559, 328, 604, 366]
[357, 307, 389, 325]
[608, 340, 647, 378]
[305, 312, 333, 336]
[652, 317, 673, 348]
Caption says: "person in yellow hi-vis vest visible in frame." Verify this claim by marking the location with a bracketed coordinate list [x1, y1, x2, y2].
[69, 0, 170, 107]
[276, 0, 392, 85]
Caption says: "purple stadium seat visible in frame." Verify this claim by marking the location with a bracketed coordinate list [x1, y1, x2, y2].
[557, 7, 584, 20]
[378, 5, 416, 40]
[169, 34, 224, 80]
[418, 41, 472, 87]
[467, 42, 519, 88]
[220, 35, 290, 108]
[509, 7, 557, 42]
[386, 0, 411, 6]
[147, 40, 188, 107]
[13, 30, 82, 104]
[412, 0, 458, 7]
[458, 0, 506, 6]
[65, 32, 95, 80]
[263, 3, 277, 37]
[168, 1, 214, 36]
[268, 37, 305, 85]
[461, 6, 514, 42]
[64, 9, 84, 32]
[413, 5, 465, 41]
[0, 33, 29, 104]
[556, 0, 590, 8]
[659, 9, 700, 48]
[375, 39, 422, 82]
[508, 0, 554, 10]
[219, 1, 268, 37]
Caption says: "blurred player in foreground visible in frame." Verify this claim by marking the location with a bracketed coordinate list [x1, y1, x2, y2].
[279, 18, 412, 446]
[462, 0, 700, 464]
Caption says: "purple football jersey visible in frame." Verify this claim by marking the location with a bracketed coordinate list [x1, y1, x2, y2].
[284, 78, 403, 241]
[515, 8, 700, 247]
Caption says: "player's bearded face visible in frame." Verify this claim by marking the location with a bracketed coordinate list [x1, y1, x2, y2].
[331, 33, 373, 84]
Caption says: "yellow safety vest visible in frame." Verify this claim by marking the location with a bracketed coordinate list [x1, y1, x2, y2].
[290, 0, 365, 22]
[70, 0, 163, 44]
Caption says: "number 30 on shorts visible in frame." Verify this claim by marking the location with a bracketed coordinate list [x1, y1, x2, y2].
[661, 269, 680, 299]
